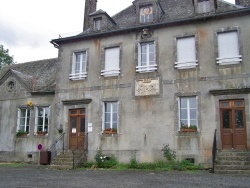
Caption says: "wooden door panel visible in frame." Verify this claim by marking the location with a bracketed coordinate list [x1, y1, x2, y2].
[69, 109, 86, 150]
[220, 100, 247, 150]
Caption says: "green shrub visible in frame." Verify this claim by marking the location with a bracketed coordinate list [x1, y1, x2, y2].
[161, 144, 176, 161]
[94, 149, 118, 168]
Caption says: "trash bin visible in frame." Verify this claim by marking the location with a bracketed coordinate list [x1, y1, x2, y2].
[40, 151, 51, 165]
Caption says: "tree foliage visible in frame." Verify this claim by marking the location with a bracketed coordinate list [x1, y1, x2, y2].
[0, 44, 14, 69]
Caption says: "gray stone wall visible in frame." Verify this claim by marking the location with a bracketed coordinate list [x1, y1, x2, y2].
[56, 14, 250, 167]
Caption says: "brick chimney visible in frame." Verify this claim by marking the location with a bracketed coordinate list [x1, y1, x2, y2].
[84, 0, 97, 31]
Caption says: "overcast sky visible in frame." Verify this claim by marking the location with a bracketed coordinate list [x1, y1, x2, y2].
[0, 0, 235, 63]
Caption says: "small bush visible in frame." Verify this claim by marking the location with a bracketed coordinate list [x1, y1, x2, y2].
[128, 155, 138, 169]
[94, 149, 118, 168]
[161, 144, 176, 161]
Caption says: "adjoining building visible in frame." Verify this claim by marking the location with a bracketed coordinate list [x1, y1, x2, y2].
[1, 0, 250, 168]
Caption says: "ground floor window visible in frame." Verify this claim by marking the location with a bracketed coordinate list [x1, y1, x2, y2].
[17, 108, 30, 133]
[103, 102, 118, 133]
[35, 106, 50, 135]
[179, 97, 198, 131]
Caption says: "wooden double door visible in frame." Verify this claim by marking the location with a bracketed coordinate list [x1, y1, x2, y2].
[69, 109, 86, 150]
[220, 100, 247, 150]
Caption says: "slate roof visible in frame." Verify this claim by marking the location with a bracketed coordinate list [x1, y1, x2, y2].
[51, 0, 250, 45]
[0, 58, 58, 93]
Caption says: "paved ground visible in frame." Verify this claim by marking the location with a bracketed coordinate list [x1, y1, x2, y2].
[0, 165, 249, 188]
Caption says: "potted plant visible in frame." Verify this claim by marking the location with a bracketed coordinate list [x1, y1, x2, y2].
[180, 125, 197, 132]
[36, 131, 47, 136]
[16, 130, 29, 137]
[103, 128, 117, 134]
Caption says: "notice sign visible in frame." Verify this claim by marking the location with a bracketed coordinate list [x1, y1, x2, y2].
[72, 128, 76, 133]
[37, 144, 43, 151]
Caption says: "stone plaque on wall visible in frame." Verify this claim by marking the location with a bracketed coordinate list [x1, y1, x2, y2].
[135, 77, 160, 96]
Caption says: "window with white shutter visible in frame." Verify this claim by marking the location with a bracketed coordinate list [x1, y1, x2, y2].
[198, 0, 210, 13]
[69, 51, 87, 80]
[217, 31, 242, 65]
[101, 47, 120, 77]
[175, 36, 197, 69]
[137, 42, 157, 73]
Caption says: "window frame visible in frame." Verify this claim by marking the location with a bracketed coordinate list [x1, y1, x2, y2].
[137, 41, 157, 73]
[175, 35, 198, 69]
[102, 101, 119, 133]
[140, 5, 153, 23]
[69, 51, 88, 80]
[216, 30, 242, 65]
[101, 46, 121, 77]
[35, 106, 50, 135]
[94, 17, 102, 31]
[178, 97, 198, 130]
[16, 108, 31, 133]
[198, 0, 211, 14]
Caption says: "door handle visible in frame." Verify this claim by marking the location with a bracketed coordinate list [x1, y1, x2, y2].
[231, 129, 233, 134]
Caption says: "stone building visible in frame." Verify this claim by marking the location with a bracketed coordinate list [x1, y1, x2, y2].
[1, 0, 250, 168]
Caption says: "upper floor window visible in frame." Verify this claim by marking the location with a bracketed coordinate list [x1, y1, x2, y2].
[16, 108, 30, 133]
[137, 42, 157, 73]
[198, 0, 210, 13]
[94, 17, 102, 31]
[179, 97, 198, 131]
[35, 106, 50, 135]
[101, 47, 120, 77]
[69, 51, 87, 80]
[103, 102, 118, 134]
[217, 31, 242, 65]
[175, 36, 198, 69]
[140, 5, 153, 23]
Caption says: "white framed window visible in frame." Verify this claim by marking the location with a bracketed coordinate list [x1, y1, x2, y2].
[101, 47, 120, 77]
[178, 97, 198, 130]
[140, 5, 153, 23]
[198, 0, 210, 13]
[137, 42, 157, 73]
[35, 106, 50, 135]
[217, 31, 242, 65]
[16, 108, 30, 133]
[102, 102, 118, 132]
[175, 36, 198, 69]
[69, 51, 87, 80]
[94, 18, 102, 31]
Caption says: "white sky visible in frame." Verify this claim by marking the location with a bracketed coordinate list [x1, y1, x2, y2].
[0, 0, 235, 63]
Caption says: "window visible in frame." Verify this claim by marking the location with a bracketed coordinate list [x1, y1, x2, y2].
[140, 5, 153, 23]
[137, 42, 157, 73]
[198, 0, 210, 13]
[103, 102, 118, 132]
[17, 108, 30, 133]
[35, 107, 50, 135]
[179, 97, 198, 129]
[69, 51, 87, 80]
[217, 31, 241, 65]
[101, 47, 120, 77]
[94, 18, 102, 31]
[175, 36, 197, 69]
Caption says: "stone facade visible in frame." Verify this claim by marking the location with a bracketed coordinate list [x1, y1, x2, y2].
[1, 0, 250, 167]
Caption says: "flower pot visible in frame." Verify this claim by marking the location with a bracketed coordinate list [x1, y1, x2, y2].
[103, 130, 117, 134]
[180, 128, 197, 132]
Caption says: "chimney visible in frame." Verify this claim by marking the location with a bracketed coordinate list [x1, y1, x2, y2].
[83, 0, 97, 31]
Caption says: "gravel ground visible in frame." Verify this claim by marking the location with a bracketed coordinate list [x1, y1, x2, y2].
[0, 165, 249, 188]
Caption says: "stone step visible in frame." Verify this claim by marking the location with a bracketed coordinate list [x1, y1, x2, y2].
[48, 164, 73, 170]
[217, 151, 249, 157]
[215, 170, 250, 174]
[216, 161, 250, 166]
[216, 156, 249, 161]
[215, 165, 250, 171]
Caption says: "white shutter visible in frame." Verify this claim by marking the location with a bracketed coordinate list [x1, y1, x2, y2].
[101, 47, 120, 77]
[175, 37, 197, 69]
[217, 31, 241, 65]
[16, 109, 20, 132]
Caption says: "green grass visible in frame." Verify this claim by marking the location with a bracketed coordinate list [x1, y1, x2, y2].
[0, 162, 27, 168]
[79, 160, 203, 171]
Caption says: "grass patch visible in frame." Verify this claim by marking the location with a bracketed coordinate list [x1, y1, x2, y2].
[0, 162, 27, 168]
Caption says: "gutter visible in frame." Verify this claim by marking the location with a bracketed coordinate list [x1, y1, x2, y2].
[51, 8, 250, 47]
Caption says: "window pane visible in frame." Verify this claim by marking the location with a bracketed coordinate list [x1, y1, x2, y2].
[235, 110, 243, 128]
[190, 109, 197, 119]
[105, 112, 111, 122]
[113, 113, 118, 122]
[180, 98, 188, 108]
[190, 120, 197, 127]
[180, 109, 187, 119]
[105, 103, 111, 112]
[105, 123, 110, 129]
[189, 98, 196, 108]
[222, 110, 230, 129]
[80, 117, 85, 132]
